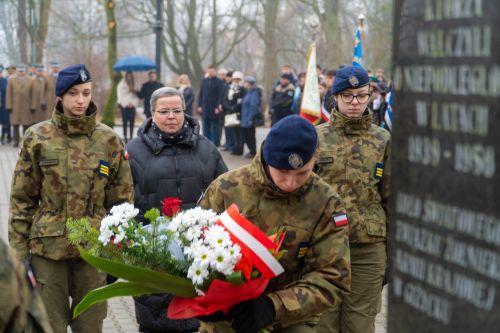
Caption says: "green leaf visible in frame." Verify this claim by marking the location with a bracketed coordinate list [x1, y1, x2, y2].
[79, 247, 196, 298]
[226, 271, 244, 285]
[73, 281, 162, 319]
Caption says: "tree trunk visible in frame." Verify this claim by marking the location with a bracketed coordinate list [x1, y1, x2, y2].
[321, 0, 341, 68]
[262, 0, 280, 107]
[211, 0, 217, 66]
[102, 0, 120, 127]
[18, 0, 28, 64]
[36, 0, 51, 63]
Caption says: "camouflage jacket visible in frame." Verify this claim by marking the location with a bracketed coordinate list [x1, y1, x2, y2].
[316, 109, 391, 244]
[199, 151, 350, 329]
[0, 238, 53, 333]
[9, 101, 134, 260]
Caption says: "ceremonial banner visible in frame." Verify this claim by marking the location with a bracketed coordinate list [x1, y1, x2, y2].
[300, 42, 321, 124]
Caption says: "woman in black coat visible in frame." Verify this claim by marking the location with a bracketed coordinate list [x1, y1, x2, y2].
[126, 87, 228, 333]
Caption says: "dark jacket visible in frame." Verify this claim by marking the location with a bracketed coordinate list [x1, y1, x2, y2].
[222, 83, 244, 116]
[179, 86, 195, 116]
[126, 115, 227, 332]
[138, 80, 164, 118]
[0, 77, 8, 125]
[197, 76, 225, 119]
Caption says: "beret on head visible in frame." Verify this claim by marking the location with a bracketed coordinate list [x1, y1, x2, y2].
[332, 66, 369, 94]
[56, 64, 92, 97]
[263, 115, 318, 170]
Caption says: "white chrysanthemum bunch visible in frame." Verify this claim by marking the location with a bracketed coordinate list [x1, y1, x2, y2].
[167, 208, 242, 286]
[98, 203, 139, 246]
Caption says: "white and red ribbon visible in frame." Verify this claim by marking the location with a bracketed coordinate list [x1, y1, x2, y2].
[218, 204, 284, 279]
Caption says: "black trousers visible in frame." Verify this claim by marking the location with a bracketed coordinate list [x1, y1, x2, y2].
[242, 127, 256, 155]
[121, 106, 136, 141]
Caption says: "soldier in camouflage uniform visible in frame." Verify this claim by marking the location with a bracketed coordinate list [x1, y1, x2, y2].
[0, 237, 53, 333]
[198, 115, 351, 333]
[315, 66, 391, 333]
[9, 64, 134, 333]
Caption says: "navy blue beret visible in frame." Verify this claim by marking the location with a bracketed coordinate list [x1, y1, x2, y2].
[263, 115, 318, 170]
[56, 64, 92, 96]
[332, 66, 369, 94]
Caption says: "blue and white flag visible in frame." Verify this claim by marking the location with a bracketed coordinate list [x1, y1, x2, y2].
[352, 27, 363, 67]
[382, 88, 393, 131]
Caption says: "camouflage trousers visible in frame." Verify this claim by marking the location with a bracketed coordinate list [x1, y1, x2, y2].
[199, 320, 317, 333]
[30, 255, 107, 333]
[316, 242, 386, 333]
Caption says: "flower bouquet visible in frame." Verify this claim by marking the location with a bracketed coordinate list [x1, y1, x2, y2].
[67, 199, 286, 320]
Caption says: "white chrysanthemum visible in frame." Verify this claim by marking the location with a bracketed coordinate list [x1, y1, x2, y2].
[184, 226, 202, 242]
[204, 225, 231, 248]
[227, 243, 242, 264]
[192, 245, 211, 267]
[183, 240, 204, 260]
[209, 247, 234, 275]
[187, 261, 209, 285]
[110, 202, 139, 220]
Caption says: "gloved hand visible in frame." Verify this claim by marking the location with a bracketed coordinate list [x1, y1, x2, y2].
[41, 104, 46, 112]
[6, 108, 11, 113]
[229, 296, 275, 333]
[30, 109, 35, 113]
[197, 310, 228, 322]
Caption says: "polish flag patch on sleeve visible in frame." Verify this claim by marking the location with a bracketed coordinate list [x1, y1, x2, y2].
[333, 213, 349, 227]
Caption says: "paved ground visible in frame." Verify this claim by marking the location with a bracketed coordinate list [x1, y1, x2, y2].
[0, 124, 386, 332]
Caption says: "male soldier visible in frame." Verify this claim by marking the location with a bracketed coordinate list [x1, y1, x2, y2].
[0, 238, 53, 333]
[43, 62, 60, 115]
[9, 64, 134, 333]
[315, 66, 391, 333]
[199, 115, 351, 333]
[6, 65, 33, 147]
[31, 65, 50, 125]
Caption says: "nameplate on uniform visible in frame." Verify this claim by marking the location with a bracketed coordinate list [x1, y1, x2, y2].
[39, 159, 59, 166]
[317, 156, 334, 164]
[374, 163, 384, 179]
[333, 213, 349, 227]
[295, 241, 311, 260]
[98, 160, 110, 177]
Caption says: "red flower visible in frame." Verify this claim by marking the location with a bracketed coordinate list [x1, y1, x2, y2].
[162, 197, 182, 217]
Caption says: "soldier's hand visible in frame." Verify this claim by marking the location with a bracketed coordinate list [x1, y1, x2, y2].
[229, 296, 275, 333]
[31, 109, 35, 114]
[41, 104, 46, 112]
[6, 108, 11, 113]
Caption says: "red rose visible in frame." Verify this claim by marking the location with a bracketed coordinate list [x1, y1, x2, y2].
[162, 197, 182, 217]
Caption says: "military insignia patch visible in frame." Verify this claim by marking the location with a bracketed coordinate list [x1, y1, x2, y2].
[295, 241, 311, 260]
[374, 163, 384, 179]
[98, 160, 110, 177]
[349, 75, 359, 87]
[333, 213, 349, 227]
[288, 153, 303, 169]
[80, 69, 88, 82]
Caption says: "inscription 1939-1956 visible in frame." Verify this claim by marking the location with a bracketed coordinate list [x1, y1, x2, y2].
[389, 0, 500, 332]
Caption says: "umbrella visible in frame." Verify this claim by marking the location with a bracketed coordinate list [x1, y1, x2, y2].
[113, 55, 156, 72]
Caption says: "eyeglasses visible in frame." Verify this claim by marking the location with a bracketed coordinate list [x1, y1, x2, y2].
[339, 93, 371, 104]
[155, 108, 184, 116]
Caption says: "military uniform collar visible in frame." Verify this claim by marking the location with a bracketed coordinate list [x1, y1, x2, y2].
[250, 145, 313, 199]
[330, 107, 372, 134]
[52, 101, 97, 136]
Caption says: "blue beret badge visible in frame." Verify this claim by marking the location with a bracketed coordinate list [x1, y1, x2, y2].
[288, 153, 303, 169]
[80, 69, 88, 82]
[349, 75, 359, 87]
[374, 163, 384, 179]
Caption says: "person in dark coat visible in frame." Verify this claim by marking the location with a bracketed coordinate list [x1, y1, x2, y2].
[197, 65, 225, 146]
[137, 71, 164, 119]
[221, 71, 244, 154]
[0, 66, 11, 144]
[176, 74, 195, 117]
[126, 87, 228, 333]
[237, 76, 261, 158]
[270, 73, 295, 126]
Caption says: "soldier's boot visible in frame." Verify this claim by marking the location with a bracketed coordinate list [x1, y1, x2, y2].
[12, 125, 20, 147]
